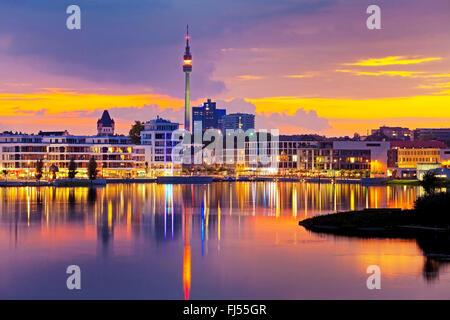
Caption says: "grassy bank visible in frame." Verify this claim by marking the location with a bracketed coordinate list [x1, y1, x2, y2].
[299, 191, 450, 237]
[385, 179, 420, 186]
[384, 178, 450, 187]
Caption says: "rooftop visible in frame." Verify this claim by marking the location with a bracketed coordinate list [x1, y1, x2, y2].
[390, 140, 447, 149]
[146, 116, 179, 125]
[38, 130, 70, 136]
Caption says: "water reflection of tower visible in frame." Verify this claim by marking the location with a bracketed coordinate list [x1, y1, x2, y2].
[183, 193, 192, 300]
[181, 185, 196, 300]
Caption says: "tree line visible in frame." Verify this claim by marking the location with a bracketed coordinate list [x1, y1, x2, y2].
[15, 157, 100, 182]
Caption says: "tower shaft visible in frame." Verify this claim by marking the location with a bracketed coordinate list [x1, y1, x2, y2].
[185, 72, 191, 132]
[183, 25, 192, 133]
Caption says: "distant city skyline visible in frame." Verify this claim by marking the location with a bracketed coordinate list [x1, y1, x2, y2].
[0, 0, 449, 136]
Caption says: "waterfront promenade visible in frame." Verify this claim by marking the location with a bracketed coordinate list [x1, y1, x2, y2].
[0, 176, 393, 187]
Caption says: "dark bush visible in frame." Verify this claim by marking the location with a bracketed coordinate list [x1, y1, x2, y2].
[414, 191, 450, 225]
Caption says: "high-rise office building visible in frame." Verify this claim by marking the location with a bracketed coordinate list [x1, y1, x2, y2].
[222, 113, 255, 132]
[192, 99, 226, 131]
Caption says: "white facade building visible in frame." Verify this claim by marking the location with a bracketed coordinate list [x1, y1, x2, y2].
[141, 117, 181, 175]
[0, 132, 145, 179]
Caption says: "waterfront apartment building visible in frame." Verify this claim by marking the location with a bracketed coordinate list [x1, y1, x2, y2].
[192, 99, 226, 131]
[0, 132, 146, 178]
[295, 141, 389, 176]
[245, 136, 389, 176]
[441, 149, 450, 167]
[248, 136, 449, 179]
[388, 141, 445, 168]
[276, 136, 302, 171]
[387, 141, 446, 178]
[141, 116, 181, 174]
[222, 113, 255, 132]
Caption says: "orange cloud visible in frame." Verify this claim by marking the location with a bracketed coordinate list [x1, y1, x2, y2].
[283, 73, 314, 79]
[345, 56, 442, 66]
[336, 69, 425, 77]
[0, 89, 189, 116]
[247, 95, 450, 120]
[418, 82, 450, 89]
[236, 75, 264, 81]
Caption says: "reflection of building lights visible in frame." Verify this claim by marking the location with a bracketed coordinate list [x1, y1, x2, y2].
[350, 189, 355, 211]
[108, 201, 113, 229]
[217, 203, 221, 242]
[292, 187, 297, 217]
[183, 246, 191, 300]
[201, 200, 205, 256]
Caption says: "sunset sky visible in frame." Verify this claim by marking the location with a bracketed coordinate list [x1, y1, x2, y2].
[0, 0, 449, 136]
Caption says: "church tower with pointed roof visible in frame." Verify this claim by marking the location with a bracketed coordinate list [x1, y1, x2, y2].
[97, 110, 115, 136]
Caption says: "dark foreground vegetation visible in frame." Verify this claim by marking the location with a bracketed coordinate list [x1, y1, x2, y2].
[299, 191, 450, 236]
[299, 190, 450, 281]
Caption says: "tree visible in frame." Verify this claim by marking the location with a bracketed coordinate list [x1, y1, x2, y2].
[49, 164, 59, 181]
[419, 133, 436, 141]
[420, 171, 440, 194]
[2, 169, 8, 182]
[365, 132, 389, 141]
[144, 161, 150, 176]
[35, 159, 44, 181]
[68, 158, 78, 179]
[129, 121, 144, 145]
[88, 157, 98, 180]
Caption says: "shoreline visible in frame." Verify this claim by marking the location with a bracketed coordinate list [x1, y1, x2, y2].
[298, 207, 450, 238]
[0, 176, 422, 187]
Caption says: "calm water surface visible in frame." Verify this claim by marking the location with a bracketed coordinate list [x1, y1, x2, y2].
[0, 182, 448, 299]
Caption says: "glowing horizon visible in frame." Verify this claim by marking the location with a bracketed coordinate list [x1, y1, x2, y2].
[0, 0, 449, 136]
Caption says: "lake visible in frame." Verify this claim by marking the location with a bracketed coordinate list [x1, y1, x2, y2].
[0, 182, 448, 299]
